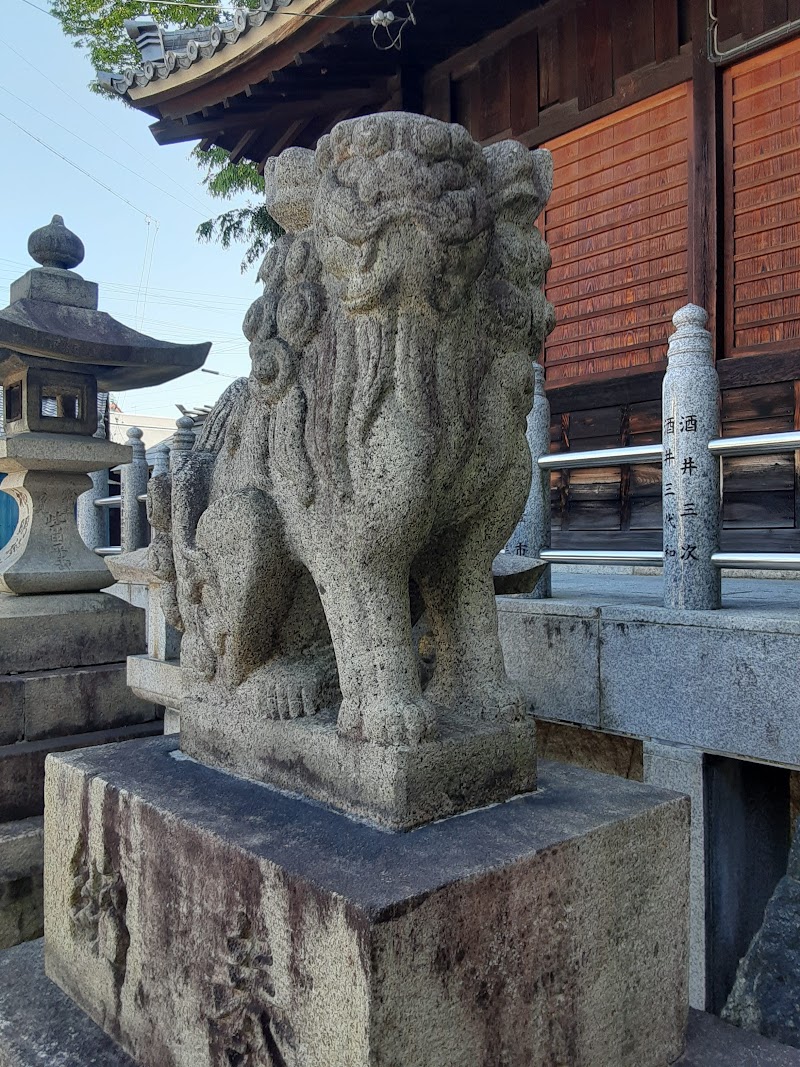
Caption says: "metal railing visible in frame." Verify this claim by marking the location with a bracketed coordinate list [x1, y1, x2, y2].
[538, 444, 664, 470]
[515, 304, 800, 608]
[79, 427, 178, 560]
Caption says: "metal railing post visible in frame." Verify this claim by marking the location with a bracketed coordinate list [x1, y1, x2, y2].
[662, 305, 721, 610]
[121, 426, 149, 552]
[507, 362, 551, 597]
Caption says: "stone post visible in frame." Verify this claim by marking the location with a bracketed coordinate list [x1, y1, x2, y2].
[151, 442, 170, 478]
[505, 362, 551, 597]
[662, 305, 721, 610]
[120, 426, 149, 552]
[76, 469, 109, 551]
[169, 415, 196, 473]
[643, 740, 708, 1010]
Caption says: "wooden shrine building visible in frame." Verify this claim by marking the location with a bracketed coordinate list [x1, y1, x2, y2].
[104, 0, 800, 554]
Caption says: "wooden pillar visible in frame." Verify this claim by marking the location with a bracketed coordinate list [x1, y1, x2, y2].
[400, 65, 425, 115]
[688, 0, 723, 358]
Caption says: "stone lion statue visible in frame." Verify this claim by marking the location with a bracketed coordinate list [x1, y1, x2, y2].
[148, 112, 553, 745]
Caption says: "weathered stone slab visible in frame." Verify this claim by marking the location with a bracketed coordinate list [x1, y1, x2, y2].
[0, 591, 145, 674]
[0, 662, 155, 743]
[497, 592, 800, 768]
[0, 721, 162, 821]
[45, 737, 689, 1067]
[599, 609, 800, 766]
[0, 681, 23, 746]
[0, 817, 43, 950]
[182, 702, 537, 830]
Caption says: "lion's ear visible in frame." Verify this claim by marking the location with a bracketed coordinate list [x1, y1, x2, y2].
[264, 147, 319, 233]
[483, 142, 553, 226]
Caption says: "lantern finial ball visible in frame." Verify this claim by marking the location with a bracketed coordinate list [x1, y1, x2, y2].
[27, 215, 85, 271]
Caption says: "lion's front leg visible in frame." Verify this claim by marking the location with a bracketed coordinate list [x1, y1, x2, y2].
[415, 520, 526, 725]
[310, 556, 437, 745]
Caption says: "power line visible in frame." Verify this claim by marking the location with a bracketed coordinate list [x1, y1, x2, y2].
[19, 0, 51, 13]
[0, 81, 215, 219]
[0, 108, 156, 221]
[0, 38, 216, 216]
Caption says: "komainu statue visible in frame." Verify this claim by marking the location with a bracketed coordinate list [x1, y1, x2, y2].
[148, 112, 553, 747]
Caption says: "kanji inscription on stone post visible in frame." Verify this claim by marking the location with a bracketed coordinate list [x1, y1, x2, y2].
[661, 305, 721, 610]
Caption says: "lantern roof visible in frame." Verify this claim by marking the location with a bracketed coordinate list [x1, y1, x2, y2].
[0, 216, 210, 391]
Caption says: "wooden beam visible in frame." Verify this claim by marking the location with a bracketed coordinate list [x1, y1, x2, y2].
[547, 364, 667, 415]
[255, 105, 351, 169]
[229, 128, 263, 164]
[150, 84, 389, 144]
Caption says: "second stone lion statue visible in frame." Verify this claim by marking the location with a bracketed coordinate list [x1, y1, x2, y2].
[148, 112, 554, 745]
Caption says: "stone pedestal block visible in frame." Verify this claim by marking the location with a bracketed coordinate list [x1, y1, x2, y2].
[182, 702, 537, 830]
[5, 946, 799, 1067]
[0, 591, 146, 674]
[44, 737, 689, 1067]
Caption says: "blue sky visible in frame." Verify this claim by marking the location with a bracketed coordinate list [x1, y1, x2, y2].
[1, 0, 257, 419]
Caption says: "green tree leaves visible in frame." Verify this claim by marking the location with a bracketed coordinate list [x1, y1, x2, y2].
[50, 0, 280, 269]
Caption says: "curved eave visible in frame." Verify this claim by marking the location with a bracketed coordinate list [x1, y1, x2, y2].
[129, 0, 372, 117]
[0, 302, 211, 391]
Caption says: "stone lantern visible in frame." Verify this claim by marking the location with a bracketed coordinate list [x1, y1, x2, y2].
[0, 215, 210, 955]
[0, 216, 209, 594]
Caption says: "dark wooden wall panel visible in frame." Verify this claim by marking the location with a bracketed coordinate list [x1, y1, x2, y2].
[541, 85, 690, 384]
[716, 0, 794, 50]
[510, 31, 539, 135]
[725, 37, 800, 356]
[612, 0, 656, 77]
[425, 0, 690, 152]
[577, 0, 614, 109]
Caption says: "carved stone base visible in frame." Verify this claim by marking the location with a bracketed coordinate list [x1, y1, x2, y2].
[44, 737, 689, 1067]
[181, 699, 538, 830]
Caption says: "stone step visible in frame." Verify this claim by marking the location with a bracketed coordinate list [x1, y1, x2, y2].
[0, 662, 156, 746]
[0, 817, 43, 951]
[0, 721, 163, 822]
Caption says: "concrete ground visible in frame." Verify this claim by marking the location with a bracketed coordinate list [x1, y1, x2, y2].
[1, 940, 799, 1065]
[676, 1009, 800, 1065]
[546, 567, 800, 615]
